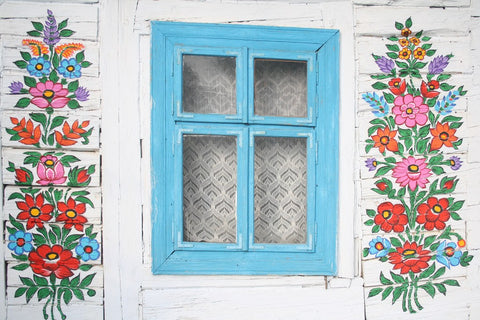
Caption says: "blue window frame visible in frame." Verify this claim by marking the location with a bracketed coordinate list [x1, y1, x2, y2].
[151, 22, 339, 275]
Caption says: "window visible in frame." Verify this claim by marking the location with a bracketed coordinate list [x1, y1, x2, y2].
[151, 22, 339, 274]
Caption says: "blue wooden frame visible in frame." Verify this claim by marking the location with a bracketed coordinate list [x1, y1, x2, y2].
[151, 21, 339, 275]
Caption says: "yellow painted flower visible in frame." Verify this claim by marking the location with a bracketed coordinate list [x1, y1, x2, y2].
[410, 37, 420, 46]
[399, 38, 409, 47]
[413, 47, 426, 60]
[401, 27, 412, 37]
[399, 48, 411, 60]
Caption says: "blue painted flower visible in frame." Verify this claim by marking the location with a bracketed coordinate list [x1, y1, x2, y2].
[8, 230, 33, 255]
[26, 57, 51, 77]
[369, 236, 391, 258]
[434, 90, 459, 115]
[436, 241, 462, 268]
[362, 92, 389, 117]
[58, 58, 82, 78]
[76, 237, 100, 261]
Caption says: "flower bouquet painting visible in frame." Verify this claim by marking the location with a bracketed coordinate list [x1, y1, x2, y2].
[4, 10, 100, 320]
[362, 18, 473, 313]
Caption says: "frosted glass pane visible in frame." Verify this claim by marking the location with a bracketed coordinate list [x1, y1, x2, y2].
[182, 55, 236, 115]
[183, 135, 237, 243]
[254, 137, 307, 244]
[254, 59, 307, 117]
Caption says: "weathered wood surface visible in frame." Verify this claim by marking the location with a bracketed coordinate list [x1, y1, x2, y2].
[2, 147, 100, 187]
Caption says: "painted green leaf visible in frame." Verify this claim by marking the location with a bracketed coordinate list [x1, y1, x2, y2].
[405, 17, 412, 28]
[63, 288, 73, 304]
[15, 287, 27, 298]
[27, 30, 42, 37]
[58, 18, 69, 30]
[49, 70, 59, 83]
[418, 125, 430, 138]
[450, 211, 461, 220]
[30, 113, 47, 126]
[419, 283, 435, 298]
[374, 166, 392, 177]
[24, 76, 37, 87]
[79, 264, 94, 271]
[429, 155, 443, 165]
[14, 60, 28, 69]
[366, 209, 376, 218]
[68, 80, 79, 92]
[423, 235, 437, 248]
[372, 225, 380, 233]
[25, 286, 38, 303]
[68, 99, 80, 109]
[431, 166, 445, 175]
[368, 125, 382, 136]
[442, 279, 460, 287]
[372, 82, 389, 90]
[416, 138, 428, 154]
[449, 200, 464, 211]
[70, 274, 81, 287]
[382, 286, 394, 301]
[31, 21, 44, 31]
[37, 288, 52, 301]
[431, 266, 446, 279]
[15, 97, 31, 108]
[20, 51, 32, 61]
[434, 283, 447, 295]
[380, 272, 394, 285]
[437, 74, 451, 81]
[59, 29, 75, 37]
[390, 237, 402, 248]
[368, 287, 383, 297]
[81, 61, 92, 68]
[72, 288, 85, 300]
[419, 263, 436, 279]
[386, 44, 400, 52]
[383, 92, 394, 104]
[51, 116, 68, 129]
[440, 83, 455, 91]
[426, 50, 436, 57]
[80, 274, 96, 288]
[449, 122, 463, 129]
[12, 263, 30, 271]
[390, 272, 405, 284]
[392, 286, 404, 303]
[395, 21, 404, 30]
[87, 289, 96, 297]
[386, 52, 399, 59]
[364, 219, 374, 226]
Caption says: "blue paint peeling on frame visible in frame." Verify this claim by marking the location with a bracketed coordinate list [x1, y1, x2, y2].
[151, 21, 339, 275]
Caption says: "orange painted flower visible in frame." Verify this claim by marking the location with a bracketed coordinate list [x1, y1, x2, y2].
[22, 39, 49, 56]
[55, 43, 85, 58]
[430, 122, 458, 151]
[399, 38, 409, 47]
[401, 28, 412, 37]
[54, 120, 90, 146]
[371, 127, 399, 153]
[10, 117, 41, 145]
[399, 48, 411, 60]
[410, 37, 420, 46]
[388, 241, 431, 274]
[56, 198, 88, 231]
[413, 47, 426, 60]
[16, 193, 53, 229]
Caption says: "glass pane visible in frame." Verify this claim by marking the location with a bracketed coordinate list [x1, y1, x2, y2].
[183, 135, 237, 243]
[182, 55, 236, 115]
[254, 59, 307, 118]
[254, 136, 307, 244]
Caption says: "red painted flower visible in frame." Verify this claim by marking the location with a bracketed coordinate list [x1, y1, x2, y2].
[16, 194, 53, 229]
[56, 197, 88, 231]
[443, 179, 454, 190]
[76, 169, 91, 184]
[388, 241, 431, 274]
[429, 122, 458, 151]
[374, 202, 408, 232]
[371, 127, 399, 153]
[388, 78, 406, 95]
[376, 182, 388, 191]
[416, 197, 451, 230]
[28, 244, 80, 279]
[15, 168, 30, 183]
[420, 80, 440, 98]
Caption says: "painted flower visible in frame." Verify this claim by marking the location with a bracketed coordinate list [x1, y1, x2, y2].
[8, 230, 33, 255]
[399, 38, 409, 47]
[375, 56, 394, 73]
[374, 201, 408, 232]
[58, 58, 82, 78]
[376, 182, 388, 191]
[429, 55, 450, 74]
[458, 239, 466, 248]
[15, 168, 31, 184]
[429, 122, 458, 151]
[413, 47, 426, 60]
[369, 236, 391, 258]
[365, 158, 377, 171]
[44, 10, 60, 46]
[28, 245, 80, 279]
[448, 156, 462, 170]
[371, 127, 399, 153]
[9, 117, 41, 145]
[392, 156, 432, 191]
[388, 78, 406, 95]
[76, 169, 91, 184]
[56, 197, 88, 231]
[443, 179, 455, 190]
[392, 94, 428, 128]
[36, 155, 67, 185]
[420, 80, 440, 98]
[436, 241, 462, 268]
[55, 120, 90, 146]
[29, 80, 70, 109]
[75, 87, 90, 101]
[76, 237, 100, 262]
[399, 48, 411, 60]
[16, 193, 54, 229]
[26, 57, 51, 77]
[388, 241, 431, 274]
[416, 197, 450, 230]
[401, 28, 412, 37]
[410, 37, 420, 46]
[9, 81, 24, 94]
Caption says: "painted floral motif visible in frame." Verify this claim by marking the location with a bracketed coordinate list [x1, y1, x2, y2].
[363, 18, 473, 313]
[4, 10, 99, 320]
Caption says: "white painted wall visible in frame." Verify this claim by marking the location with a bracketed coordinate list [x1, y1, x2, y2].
[1, 0, 479, 319]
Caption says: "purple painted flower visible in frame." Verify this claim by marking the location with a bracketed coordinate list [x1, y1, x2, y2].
[43, 10, 60, 46]
[449, 156, 462, 170]
[375, 56, 394, 73]
[365, 158, 377, 171]
[9, 81, 24, 94]
[75, 87, 90, 101]
[428, 55, 450, 75]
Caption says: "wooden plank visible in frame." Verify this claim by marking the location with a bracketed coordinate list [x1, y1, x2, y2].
[353, 0, 470, 6]
[3, 186, 102, 222]
[7, 304, 103, 320]
[1, 111, 100, 150]
[2, 147, 100, 187]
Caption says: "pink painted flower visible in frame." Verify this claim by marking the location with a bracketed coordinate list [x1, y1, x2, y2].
[392, 94, 428, 128]
[29, 80, 70, 109]
[36, 155, 67, 185]
[392, 156, 432, 191]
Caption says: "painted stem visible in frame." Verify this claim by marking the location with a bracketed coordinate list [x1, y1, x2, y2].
[50, 285, 57, 320]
